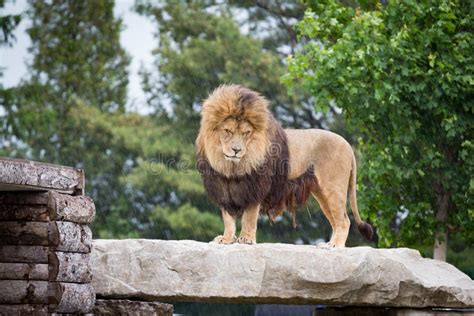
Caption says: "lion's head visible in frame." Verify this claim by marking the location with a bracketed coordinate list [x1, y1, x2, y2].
[196, 85, 271, 177]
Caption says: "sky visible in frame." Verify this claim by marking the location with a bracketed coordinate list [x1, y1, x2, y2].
[0, 0, 156, 114]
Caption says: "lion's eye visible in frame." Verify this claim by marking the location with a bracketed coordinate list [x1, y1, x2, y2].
[224, 129, 233, 135]
[243, 131, 251, 137]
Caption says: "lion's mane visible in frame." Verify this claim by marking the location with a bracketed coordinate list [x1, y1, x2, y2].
[196, 85, 316, 220]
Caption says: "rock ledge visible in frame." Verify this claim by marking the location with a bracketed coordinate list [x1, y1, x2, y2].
[92, 239, 474, 308]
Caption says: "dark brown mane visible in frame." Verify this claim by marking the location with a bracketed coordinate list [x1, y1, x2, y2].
[197, 115, 317, 220]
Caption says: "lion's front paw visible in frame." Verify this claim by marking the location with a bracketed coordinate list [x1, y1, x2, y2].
[316, 242, 336, 249]
[236, 236, 256, 245]
[211, 235, 236, 244]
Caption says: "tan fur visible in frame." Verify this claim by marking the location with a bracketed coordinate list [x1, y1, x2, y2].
[198, 85, 370, 248]
[213, 209, 237, 244]
[286, 129, 363, 247]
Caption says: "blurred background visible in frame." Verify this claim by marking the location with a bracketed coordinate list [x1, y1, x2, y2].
[0, 0, 472, 289]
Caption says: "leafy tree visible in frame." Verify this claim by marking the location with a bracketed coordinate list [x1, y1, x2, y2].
[0, 0, 22, 155]
[0, 0, 133, 236]
[284, 0, 473, 260]
[136, 0, 340, 132]
[228, 1, 303, 54]
[137, 1, 284, 141]
[26, 0, 129, 113]
[228, 0, 347, 131]
[0, 0, 22, 47]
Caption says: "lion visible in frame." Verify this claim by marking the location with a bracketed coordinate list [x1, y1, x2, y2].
[196, 84, 373, 248]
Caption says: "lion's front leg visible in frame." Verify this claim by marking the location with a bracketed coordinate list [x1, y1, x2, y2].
[212, 209, 236, 244]
[236, 204, 259, 245]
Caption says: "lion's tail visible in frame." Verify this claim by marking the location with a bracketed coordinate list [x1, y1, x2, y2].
[349, 153, 374, 241]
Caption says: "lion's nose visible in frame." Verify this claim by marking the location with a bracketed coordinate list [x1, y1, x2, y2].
[232, 147, 241, 155]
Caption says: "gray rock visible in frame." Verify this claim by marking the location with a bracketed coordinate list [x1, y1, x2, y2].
[91, 239, 474, 308]
[0, 157, 83, 193]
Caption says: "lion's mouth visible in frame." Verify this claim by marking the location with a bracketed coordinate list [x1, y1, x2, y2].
[224, 154, 241, 162]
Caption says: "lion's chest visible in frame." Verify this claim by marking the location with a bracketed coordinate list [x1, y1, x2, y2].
[203, 172, 271, 216]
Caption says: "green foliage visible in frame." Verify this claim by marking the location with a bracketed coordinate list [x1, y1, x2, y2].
[137, 1, 281, 140]
[151, 204, 222, 241]
[0, 0, 22, 47]
[4, 0, 130, 159]
[26, 0, 129, 112]
[0, 0, 22, 102]
[0, 0, 133, 237]
[136, 0, 336, 131]
[284, 0, 474, 250]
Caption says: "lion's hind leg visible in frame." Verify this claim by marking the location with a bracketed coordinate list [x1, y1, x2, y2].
[313, 188, 350, 248]
[312, 191, 336, 248]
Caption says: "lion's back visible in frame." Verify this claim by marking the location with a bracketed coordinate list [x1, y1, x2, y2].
[285, 128, 354, 180]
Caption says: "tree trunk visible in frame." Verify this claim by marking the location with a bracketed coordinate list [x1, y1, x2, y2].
[433, 229, 447, 261]
[433, 192, 449, 261]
